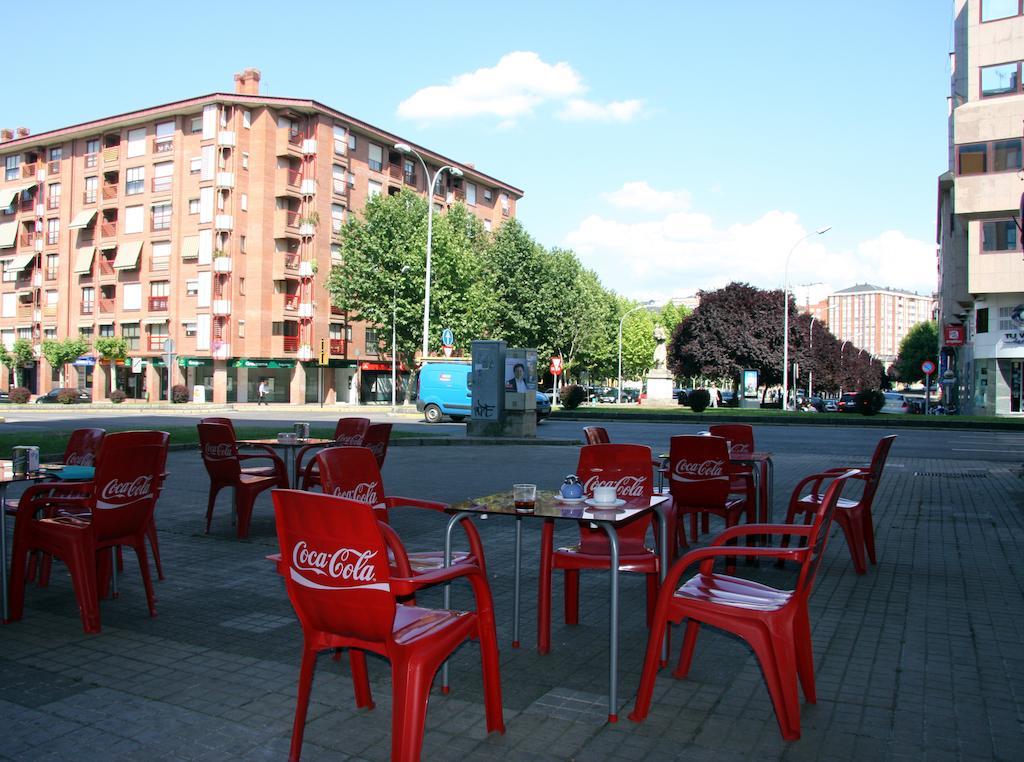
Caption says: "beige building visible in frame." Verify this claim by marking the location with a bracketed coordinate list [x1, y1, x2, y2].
[827, 284, 936, 366]
[938, 1, 1024, 414]
[0, 69, 522, 404]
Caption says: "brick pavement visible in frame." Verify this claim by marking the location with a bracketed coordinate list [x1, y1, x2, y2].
[1, 435, 1023, 760]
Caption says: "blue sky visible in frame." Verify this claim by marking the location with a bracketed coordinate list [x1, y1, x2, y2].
[5, 1, 951, 303]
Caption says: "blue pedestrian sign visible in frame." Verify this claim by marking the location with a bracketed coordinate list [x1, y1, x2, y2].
[441, 328, 454, 346]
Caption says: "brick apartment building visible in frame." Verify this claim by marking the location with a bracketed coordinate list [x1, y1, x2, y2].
[827, 284, 936, 367]
[0, 69, 522, 404]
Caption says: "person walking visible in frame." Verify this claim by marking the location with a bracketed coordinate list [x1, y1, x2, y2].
[258, 378, 269, 405]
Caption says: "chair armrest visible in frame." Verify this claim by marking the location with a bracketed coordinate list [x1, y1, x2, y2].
[383, 496, 450, 512]
[295, 442, 335, 480]
[237, 443, 282, 459]
[390, 564, 478, 596]
[378, 521, 413, 578]
[708, 523, 813, 546]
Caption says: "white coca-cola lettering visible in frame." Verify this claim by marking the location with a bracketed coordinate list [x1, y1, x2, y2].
[292, 541, 378, 582]
[582, 474, 646, 497]
[673, 459, 725, 478]
[100, 475, 154, 501]
[204, 443, 234, 459]
[337, 434, 363, 445]
[331, 482, 380, 504]
[66, 453, 95, 466]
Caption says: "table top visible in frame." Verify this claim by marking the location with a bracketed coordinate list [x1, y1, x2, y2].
[0, 462, 66, 485]
[657, 450, 773, 462]
[238, 438, 334, 447]
[450, 490, 669, 524]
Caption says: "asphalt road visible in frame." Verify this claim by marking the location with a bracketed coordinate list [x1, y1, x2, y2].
[0, 407, 1019, 463]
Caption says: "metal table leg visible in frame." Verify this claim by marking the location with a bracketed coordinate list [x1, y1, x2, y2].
[441, 510, 475, 693]
[512, 515, 522, 648]
[1, 483, 8, 623]
[597, 521, 620, 723]
[653, 504, 669, 666]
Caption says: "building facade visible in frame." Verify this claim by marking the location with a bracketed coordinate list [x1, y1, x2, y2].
[0, 69, 522, 404]
[938, 0, 1024, 415]
[827, 284, 936, 367]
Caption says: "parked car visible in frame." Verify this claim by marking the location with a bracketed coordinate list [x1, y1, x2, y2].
[881, 392, 910, 414]
[823, 398, 839, 413]
[837, 393, 858, 413]
[620, 388, 641, 403]
[415, 360, 550, 422]
[674, 388, 692, 405]
[535, 391, 551, 420]
[596, 387, 619, 404]
[34, 388, 91, 404]
[0, 390, 9, 404]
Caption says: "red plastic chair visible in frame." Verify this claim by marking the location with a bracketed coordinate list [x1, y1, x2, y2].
[668, 435, 750, 548]
[362, 422, 393, 469]
[272, 490, 504, 762]
[316, 446, 485, 576]
[708, 423, 760, 527]
[583, 426, 610, 445]
[198, 422, 287, 539]
[297, 417, 371, 490]
[7, 432, 169, 633]
[781, 435, 897, 574]
[199, 417, 288, 483]
[537, 443, 659, 655]
[629, 469, 859, 741]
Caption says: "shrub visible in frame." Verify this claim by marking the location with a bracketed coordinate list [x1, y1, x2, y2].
[56, 388, 80, 404]
[854, 389, 885, 416]
[8, 386, 30, 404]
[689, 389, 711, 413]
[171, 384, 189, 403]
[110, 389, 127, 404]
[559, 384, 586, 410]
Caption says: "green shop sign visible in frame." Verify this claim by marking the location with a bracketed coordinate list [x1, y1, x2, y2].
[233, 359, 296, 369]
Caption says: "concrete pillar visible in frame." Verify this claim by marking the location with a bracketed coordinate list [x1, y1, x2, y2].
[323, 368, 337, 404]
[236, 366, 249, 403]
[145, 363, 162, 403]
[290, 362, 306, 404]
[93, 363, 109, 401]
[212, 361, 228, 403]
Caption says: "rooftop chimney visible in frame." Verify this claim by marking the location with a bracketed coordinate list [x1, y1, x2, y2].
[0, 129, 12, 143]
[234, 69, 261, 95]
[16, 127, 30, 138]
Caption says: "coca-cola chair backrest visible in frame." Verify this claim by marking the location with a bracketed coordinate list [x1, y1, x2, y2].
[707, 424, 754, 457]
[197, 423, 241, 481]
[583, 427, 610, 446]
[64, 428, 105, 466]
[200, 417, 237, 439]
[90, 433, 166, 539]
[333, 417, 371, 446]
[316, 447, 387, 517]
[668, 435, 731, 507]
[362, 423, 392, 468]
[273, 489, 396, 643]
[122, 430, 170, 491]
[576, 444, 655, 551]
[863, 435, 897, 501]
[798, 471, 856, 598]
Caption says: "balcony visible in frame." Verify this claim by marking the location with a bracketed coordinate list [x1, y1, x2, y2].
[21, 162, 37, 179]
[147, 337, 169, 352]
[153, 138, 173, 154]
[214, 214, 233, 231]
[212, 341, 231, 360]
[98, 298, 115, 314]
[215, 171, 234, 189]
[47, 160, 60, 176]
[277, 129, 305, 156]
[148, 296, 168, 311]
[217, 131, 236, 147]
[101, 184, 118, 202]
[213, 256, 232, 273]
[273, 209, 301, 238]
[16, 303, 32, 318]
[84, 153, 98, 169]
[284, 294, 300, 311]
[502, 207, 510, 217]
[102, 146, 119, 164]
[330, 339, 345, 355]
[151, 177, 172, 194]
[212, 299, 231, 316]
[80, 303, 94, 315]
[17, 198, 35, 215]
[100, 222, 117, 237]
[42, 304, 57, 317]
[98, 258, 115, 277]
[19, 231, 40, 247]
[283, 335, 299, 352]
[388, 164, 403, 181]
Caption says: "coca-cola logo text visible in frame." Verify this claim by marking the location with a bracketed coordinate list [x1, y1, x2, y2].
[337, 434, 364, 445]
[292, 541, 377, 582]
[66, 453, 95, 466]
[331, 482, 380, 505]
[582, 474, 646, 497]
[673, 459, 725, 478]
[204, 443, 234, 459]
[101, 475, 154, 501]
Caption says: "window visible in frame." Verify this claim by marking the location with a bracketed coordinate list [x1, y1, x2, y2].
[151, 240, 170, 271]
[153, 161, 173, 192]
[152, 203, 172, 231]
[189, 198, 200, 214]
[330, 323, 343, 340]
[189, 157, 202, 174]
[81, 287, 95, 310]
[85, 138, 100, 168]
[365, 327, 379, 352]
[124, 205, 144, 234]
[121, 322, 140, 351]
[237, 319, 245, 338]
[238, 277, 245, 295]
[982, 219, 1019, 251]
[348, 133, 357, 151]
[994, 139, 1022, 171]
[958, 144, 987, 175]
[403, 159, 416, 185]
[5, 155, 20, 181]
[241, 151, 249, 170]
[46, 253, 58, 280]
[982, 0, 1020, 22]
[185, 279, 199, 296]
[500, 192, 510, 213]
[184, 321, 197, 337]
[483, 219, 492, 232]
[3, 262, 18, 283]
[368, 180, 382, 199]
[79, 326, 93, 339]
[333, 164, 346, 194]
[148, 322, 169, 351]
[466, 182, 477, 206]
[46, 217, 59, 245]
[123, 283, 142, 311]
[331, 204, 345, 233]
[155, 121, 174, 152]
[243, 110, 251, 129]
[126, 165, 145, 195]
[981, 62, 1020, 96]
[483, 188, 493, 202]
[86, 176, 98, 203]
[47, 182, 61, 210]
[240, 193, 248, 211]
[976, 308, 989, 334]
[331, 244, 343, 266]
[368, 143, 383, 172]
[99, 324, 114, 338]
[190, 116, 203, 133]
[239, 235, 246, 253]
[126, 127, 146, 158]
[333, 124, 347, 154]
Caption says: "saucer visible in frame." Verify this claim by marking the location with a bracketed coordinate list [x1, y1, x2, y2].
[585, 497, 626, 508]
[557, 495, 586, 504]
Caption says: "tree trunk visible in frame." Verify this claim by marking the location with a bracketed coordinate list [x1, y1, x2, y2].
[13, 368, 20, 387]
[109, 360, 117, 392]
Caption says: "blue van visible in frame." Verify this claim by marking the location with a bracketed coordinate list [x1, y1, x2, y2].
[415, 360, 550, 423]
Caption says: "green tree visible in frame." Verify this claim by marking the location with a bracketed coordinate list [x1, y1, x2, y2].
[619, 301, 657, 381]
[41, 337, 91, 387]
[95, 336, 129, 392]
[894, 321, 939, 384]
[0, 338, 36, 387]
[658, 301, 691, 336]
[482, 218, 549, 351]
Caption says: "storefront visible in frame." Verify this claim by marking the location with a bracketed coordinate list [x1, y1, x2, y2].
[233, 359, 296, 403]
[358, 361, 410, 404]
[964, 296, 1024, 415]
[302, 360, 358, 404]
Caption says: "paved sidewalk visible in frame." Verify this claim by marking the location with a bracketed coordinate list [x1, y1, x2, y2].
[2, 437, 1023, 760]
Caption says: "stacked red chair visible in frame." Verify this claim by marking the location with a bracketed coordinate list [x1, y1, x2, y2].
[7, 431, 169, 633]
[198, 422, 287, 539]
[781, 435, 897, 574]
[296, 417, 371, 490]
[199, 416, 288, 483]
[668, 435, 750, 549]
[537, 443, 660, 655]
[272, 490, 504, 762]
[362, 422, 393, 469]
[629, 469, 860, 741]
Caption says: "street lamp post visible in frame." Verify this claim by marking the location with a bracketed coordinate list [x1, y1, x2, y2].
[838, 340, 850, 398]
[392, 265, 410, 413]
[394, 143, 463, 359]
[808, 316, 816, 400]
[618, 300, 655, 403]
[782, 226, 831, 411]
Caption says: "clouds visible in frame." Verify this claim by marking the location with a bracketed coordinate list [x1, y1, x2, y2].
[397, 51, 642, 125]
[564, 182, 937, 304]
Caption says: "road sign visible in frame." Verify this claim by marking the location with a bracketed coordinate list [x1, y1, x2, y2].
[441, 328, 454, 346]
[132, 357, 143, 374]
[319, 338, 328, 366]
[164, 339, 175, 355]
[550, 356, 563, 376]
[921, 360, 936, 375]
[441, 345, 454, 358]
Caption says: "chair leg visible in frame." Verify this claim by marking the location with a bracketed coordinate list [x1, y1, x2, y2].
[749, 630, 802, 741]
[793, 606, 816, 703]
[834, 510, 866, 574]
[132, 539, 157, 618]
[66, 542, 101, 634]
[645, 573, 658, 628]
[236, 489, 257, 540]
[563, 569, 579, 625]
[6, 530, 32, 622]
[476, 609, 506, 734]
[205, 484, 223, 534]
[628, 596, 672, 723]
[289, 645, 319, 762]
[673, 619, 701, 678]
[146, 516, 165, 580]
[390, 655, 435, 762]
[537, 520, 554, 654]
[349, 649, 375, 709]
[862, 506, 877, 565]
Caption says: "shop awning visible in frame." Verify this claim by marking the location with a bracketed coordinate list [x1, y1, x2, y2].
[73, 247, 95, 274]
[98, 241, 118, 251]
[68, 209, 97, 230]
[143, 317, 168, 325]
[0, 182, 36, 210]
[181, 236, 199, 260]
[0, 221, 17, 249]
[7, 253, 35, 272]
[78, 321, 94, 329]
[113, 240, 143, 270]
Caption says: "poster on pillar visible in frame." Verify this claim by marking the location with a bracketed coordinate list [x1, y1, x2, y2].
[504, 349, 537, 411]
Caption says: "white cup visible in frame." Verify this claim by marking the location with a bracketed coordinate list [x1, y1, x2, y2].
[592, 485, 617, 504]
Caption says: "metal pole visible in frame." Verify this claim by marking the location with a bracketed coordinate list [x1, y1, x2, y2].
[618, 302, 653, 404]
[782, 228, 829, 412]
[392, 281, 398, 412]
